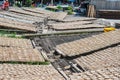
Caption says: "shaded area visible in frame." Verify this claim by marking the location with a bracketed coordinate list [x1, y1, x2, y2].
[33, 32, 102, 53]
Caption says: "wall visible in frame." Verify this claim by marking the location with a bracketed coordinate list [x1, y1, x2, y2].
[90, 0, 120, 10]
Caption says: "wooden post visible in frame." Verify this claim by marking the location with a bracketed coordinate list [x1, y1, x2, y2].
[51, 0, 54, 6]
[41, 0, 43, 7]
[87, 5, 96, 18]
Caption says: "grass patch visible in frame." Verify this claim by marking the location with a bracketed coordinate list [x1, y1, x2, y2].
[0, 61, 50, 65]
[0, 31, 23, 38]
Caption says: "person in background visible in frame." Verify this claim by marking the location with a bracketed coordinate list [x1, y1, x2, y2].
[4, 0, 9, 10]
[78, 0, 88, 15]
[17, 1, 22, 7]
[4, 0, 9, 7]
[32, 1, 36, 7]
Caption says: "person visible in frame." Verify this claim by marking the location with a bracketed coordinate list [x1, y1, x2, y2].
[17, 1, 22, 7]
[4, 0, 9, 10]
[4, 0, 9, 7]
[78, 0, 87, 15]
[32, 1, 36, 7]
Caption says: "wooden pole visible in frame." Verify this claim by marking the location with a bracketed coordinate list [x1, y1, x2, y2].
[51, 0, 53, 5]
[41, 0, 43, 7]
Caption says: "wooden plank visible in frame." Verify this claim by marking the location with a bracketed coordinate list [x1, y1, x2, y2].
[98, 10, 120, 19]
[49, 23, 105, 30]
[24, 8, 53, 15]
[48, 21, 92, 28]
[61, 17, 96, 22]
[87, 5, 96, 18]
[49, 12, 67, 20]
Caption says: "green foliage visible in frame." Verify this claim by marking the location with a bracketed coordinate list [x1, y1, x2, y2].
[25, 0, 32, 7]
[67, 6, 73, 11]
[0, 31, 23, 38]
[46, 8, 57, 12]
[67, 10, 73, 15]
[66, 6, 73, 15]
[57, 5, 63, 10]
[49, 9, 55, 12]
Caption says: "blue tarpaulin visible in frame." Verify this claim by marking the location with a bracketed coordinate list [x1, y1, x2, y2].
[69, 0, 75, 2]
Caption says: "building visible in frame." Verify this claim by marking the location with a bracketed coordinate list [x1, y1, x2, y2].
[90, 0, 120, 10]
